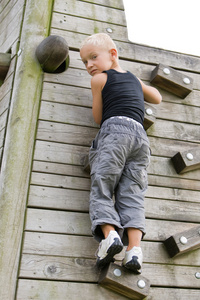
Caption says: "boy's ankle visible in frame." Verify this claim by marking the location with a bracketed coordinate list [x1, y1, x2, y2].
[126, 245, 141, 251]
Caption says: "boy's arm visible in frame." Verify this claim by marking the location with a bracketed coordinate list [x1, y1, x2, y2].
[138, 78, 162, 104]
[91, 73, 107, 125]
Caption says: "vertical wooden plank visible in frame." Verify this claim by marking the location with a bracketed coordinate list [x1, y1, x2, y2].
[0, 0, 54, 299]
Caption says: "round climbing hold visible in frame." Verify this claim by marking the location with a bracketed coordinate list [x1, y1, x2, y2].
[36, 35, 69, 73]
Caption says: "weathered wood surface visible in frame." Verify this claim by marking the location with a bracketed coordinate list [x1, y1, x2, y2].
[16, 280, 200, 300]
[20, 232, 200, 288]
[13, 0, 200, 299]
[36, 120, 200, 158]
[22, 231, 200, 266]
[16, 280, 130, 300]
[52, 0, 200, 72]
[33, 140, 200, 182]
[29, 182, 200, 211]
[0, 0, 24, 52]
[53, 0, 126, 26]
[50, 33, 200, 74]
[25, 208, 200, 236]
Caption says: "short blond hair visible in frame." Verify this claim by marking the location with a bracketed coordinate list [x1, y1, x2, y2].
[80, 33, 117, 51]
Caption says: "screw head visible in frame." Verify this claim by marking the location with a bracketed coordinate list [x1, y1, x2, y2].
[146, 108, 153, 116]
[186, 153, 194, 161]
[106, 28, 113, 33]
[180, 236, 188, 245]
[163, 68, 170, 75]
[137, 280, 146, 289]
[113, 268, 121, 277]
[183, 77, 191, 85]
[195, 272, 200, 279]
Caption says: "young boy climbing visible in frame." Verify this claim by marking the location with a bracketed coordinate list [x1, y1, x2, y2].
[80, 33, 162, 274]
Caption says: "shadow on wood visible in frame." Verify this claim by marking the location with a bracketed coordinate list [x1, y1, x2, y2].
[164, 225, 200, 257]
[0, 53, 11, 82]
[98, 262, 150, 300]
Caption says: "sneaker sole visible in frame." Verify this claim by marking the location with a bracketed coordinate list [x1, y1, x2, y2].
[96, 238, 123, 268]
[123, 256, 141, 274]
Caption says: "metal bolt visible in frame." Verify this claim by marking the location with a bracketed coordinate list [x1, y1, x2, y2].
[106, 28, 113, 33]
[186, 153, 194, 161]
[137, 280, 146, 289]
[145, 108, 153, 116]
[180, 236, 188, 245]
[163, 68, 170, 75]
[195, 272, 200, 279]
[113, 268, 121, 277]
[183, 77, 191, 85]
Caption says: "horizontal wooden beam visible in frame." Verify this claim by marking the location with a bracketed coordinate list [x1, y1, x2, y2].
[150, 63, 193, 98]
[164, 225, 200, 258]
[0, 53, 11, 81]
[98, 262, 150, 300]
[171, 148, 200, 174]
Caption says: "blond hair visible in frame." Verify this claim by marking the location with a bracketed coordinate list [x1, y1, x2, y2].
[80, 33, 117, 51]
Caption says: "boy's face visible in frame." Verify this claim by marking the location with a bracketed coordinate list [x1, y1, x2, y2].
[80, 44, 115, 76]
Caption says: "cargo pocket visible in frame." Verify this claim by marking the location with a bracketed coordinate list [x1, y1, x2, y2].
[127, 167, 148, 191]
[89, 139, 99, 175]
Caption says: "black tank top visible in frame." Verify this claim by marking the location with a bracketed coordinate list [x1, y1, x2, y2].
[101, 69, 144, 126]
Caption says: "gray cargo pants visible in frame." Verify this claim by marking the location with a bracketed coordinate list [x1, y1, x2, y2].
[89, 116, 150, 245]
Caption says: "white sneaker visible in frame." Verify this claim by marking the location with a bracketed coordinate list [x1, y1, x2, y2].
[122, 246, 143, 274]
[96, 230, 123, 268]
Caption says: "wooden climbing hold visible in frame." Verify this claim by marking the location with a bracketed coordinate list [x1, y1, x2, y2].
[171, 148, 200, 174]
[150, 63, 193, 98]
[164, 225, 200, 258]
[98, 262, 150, 300]
[0, 53, 11, 82]
[35, 35, 69, 73]
[143, 101, 157, 130]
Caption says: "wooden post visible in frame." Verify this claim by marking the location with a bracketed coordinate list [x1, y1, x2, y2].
[98, 262, 150, 300]
[0, 53, 11, 81]
[0, 0, 54, 299]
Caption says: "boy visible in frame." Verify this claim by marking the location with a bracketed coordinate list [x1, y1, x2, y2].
[80, 33, 162, 273]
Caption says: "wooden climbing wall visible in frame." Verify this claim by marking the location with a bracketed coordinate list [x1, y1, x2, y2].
[0, 0, 199, 299]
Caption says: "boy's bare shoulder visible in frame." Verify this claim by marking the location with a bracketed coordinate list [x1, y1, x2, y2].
[91, 72, 107, 88]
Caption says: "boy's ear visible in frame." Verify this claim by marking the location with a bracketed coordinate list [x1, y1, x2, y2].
[110, 48, 118, 59]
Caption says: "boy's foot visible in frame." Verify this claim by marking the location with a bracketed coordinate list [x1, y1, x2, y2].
[96, 230, 123, 268]
[122, 246, 143, 274]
